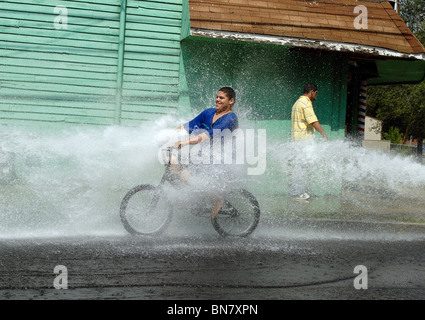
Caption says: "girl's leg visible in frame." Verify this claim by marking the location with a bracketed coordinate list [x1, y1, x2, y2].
[211, 198, 224, 219]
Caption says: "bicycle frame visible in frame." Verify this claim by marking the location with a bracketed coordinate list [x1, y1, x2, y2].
[159, 147, 224, 213]
[120, 146, 261, 237]
[159, 147, 181, 186]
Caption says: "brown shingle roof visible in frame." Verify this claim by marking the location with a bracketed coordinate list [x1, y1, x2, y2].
[188, 0, 425, 56]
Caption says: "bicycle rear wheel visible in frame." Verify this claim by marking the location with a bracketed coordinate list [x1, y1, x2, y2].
[211, 188, 260, 237]
[120, 184, 173, 236]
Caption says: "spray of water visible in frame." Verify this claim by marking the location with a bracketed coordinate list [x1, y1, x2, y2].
[271, 139, 425, 194]
[0, 116, 182, 238]
[1, 116, 424, 239]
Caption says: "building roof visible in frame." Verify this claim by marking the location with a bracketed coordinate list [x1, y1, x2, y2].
[187, 0, 425, 60]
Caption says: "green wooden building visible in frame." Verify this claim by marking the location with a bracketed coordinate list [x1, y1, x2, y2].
[2, 0, 424, 132]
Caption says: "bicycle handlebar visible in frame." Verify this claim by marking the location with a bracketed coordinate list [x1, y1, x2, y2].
[160, 146, 175, 166]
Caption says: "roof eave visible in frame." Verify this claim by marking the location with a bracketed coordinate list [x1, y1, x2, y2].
[190, 28, 425, 61]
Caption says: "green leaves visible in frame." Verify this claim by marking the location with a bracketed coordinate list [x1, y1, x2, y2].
[400, 0, 425, 45]
[368, 82, 425, 146]
[367, 1, 425, 152]
[383, 126, 404, 144]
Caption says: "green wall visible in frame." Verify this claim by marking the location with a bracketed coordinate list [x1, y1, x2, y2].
[180, 36, 348, 197]
[0, 0, 183, 127]
[180, 36, 348, 141]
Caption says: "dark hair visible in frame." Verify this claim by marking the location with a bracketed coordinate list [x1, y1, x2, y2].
[219, 86, 236, 102]
[303, 83, 318, 94]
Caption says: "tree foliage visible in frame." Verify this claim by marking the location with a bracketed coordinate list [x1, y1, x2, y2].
[399, 0, 425, 44]
[368, 83, 425, 139]
[367, 0, 425, 158]
[383, 127, 404, 144]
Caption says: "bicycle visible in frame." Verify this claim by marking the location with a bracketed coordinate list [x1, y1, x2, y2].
[119, 147, 260, 237]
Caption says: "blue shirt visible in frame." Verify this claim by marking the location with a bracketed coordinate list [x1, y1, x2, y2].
[183, 108, 238, 138]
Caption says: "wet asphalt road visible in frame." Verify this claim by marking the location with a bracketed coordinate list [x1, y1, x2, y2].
[1, 219, 425, 301]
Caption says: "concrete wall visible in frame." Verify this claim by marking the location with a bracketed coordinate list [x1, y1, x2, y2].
[362, 140, 391, 151]
[364, 116, 383, 141]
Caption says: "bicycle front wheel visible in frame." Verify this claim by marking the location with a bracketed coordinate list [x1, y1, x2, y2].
[120, 184, 173, 236]
[211, 188, 260, 237]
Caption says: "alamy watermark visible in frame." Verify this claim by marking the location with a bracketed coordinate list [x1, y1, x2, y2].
[354, 5, 368, 30]
[53, 5, 68, 29]
[53, 265, 68, 289]
[159, 128, 267, 176]
[354, 265, 368, 290]
[51, 4, 370, 31]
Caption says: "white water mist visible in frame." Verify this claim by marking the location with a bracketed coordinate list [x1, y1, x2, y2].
[1, 120, 424, 238]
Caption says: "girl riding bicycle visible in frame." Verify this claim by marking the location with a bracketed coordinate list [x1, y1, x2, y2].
[171, 87, 239, 219]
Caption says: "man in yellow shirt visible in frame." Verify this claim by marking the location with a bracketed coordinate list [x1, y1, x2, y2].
[289, 83, 328, 200]
[291, 83, 328, 141]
